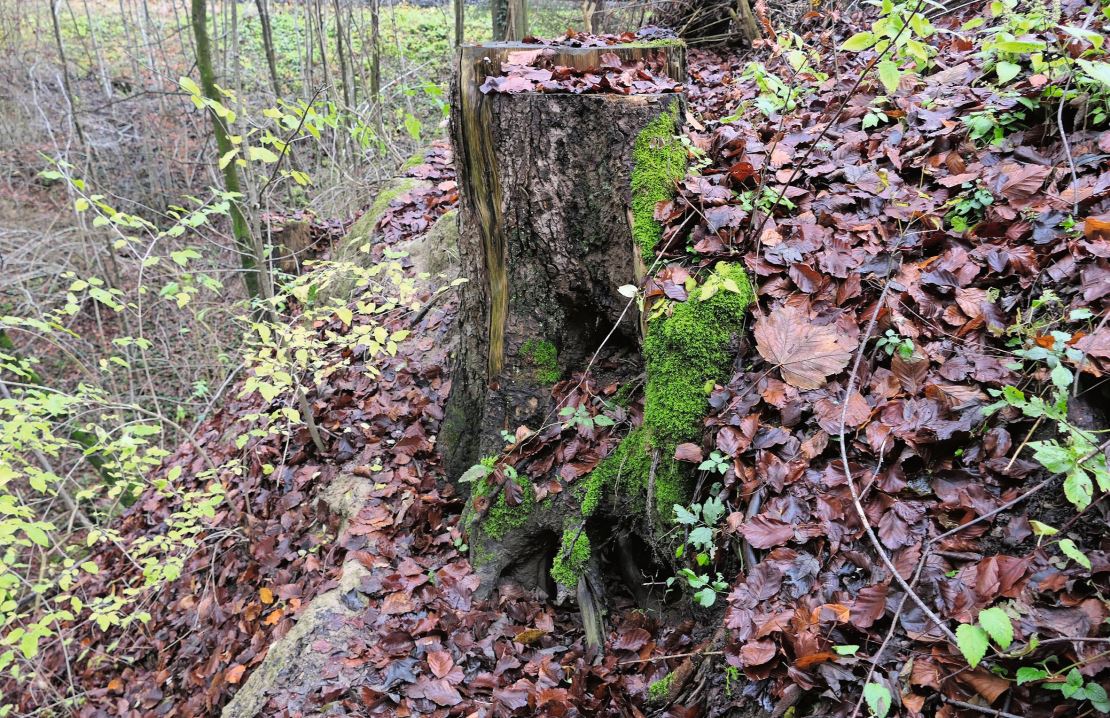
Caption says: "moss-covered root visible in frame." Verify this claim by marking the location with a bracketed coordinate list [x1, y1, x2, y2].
[551, 526, 591, 588]
[630, 102, 687, 256]
[577, 262, 755, 526]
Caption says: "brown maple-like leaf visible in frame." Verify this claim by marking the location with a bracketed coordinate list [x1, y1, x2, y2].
[754, 306, 857, 390]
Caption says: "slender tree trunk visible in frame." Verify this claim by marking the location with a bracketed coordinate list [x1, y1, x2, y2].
[255, 0, 282, 95]
[370, 0, 380, 101]
[332, 0, 350, 109]
[454, 0, 464, 46]
[190, 0, 261, 299]
[50, 0, 85, 146]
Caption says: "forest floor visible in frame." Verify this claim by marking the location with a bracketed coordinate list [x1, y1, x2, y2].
[19, 0, 1110, 716]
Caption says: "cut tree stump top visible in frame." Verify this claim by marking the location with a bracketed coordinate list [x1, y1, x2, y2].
[455, 41, 687, 91]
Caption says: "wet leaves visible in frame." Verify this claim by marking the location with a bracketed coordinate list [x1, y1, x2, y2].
[754, 305, 857, 390]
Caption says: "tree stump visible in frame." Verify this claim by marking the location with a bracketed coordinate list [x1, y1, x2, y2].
[441, 41, 688, 479]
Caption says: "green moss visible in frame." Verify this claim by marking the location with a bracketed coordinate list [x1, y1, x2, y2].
[347, 177, 420, 245]
[643, 262, 754, 444]
[648, 671, 676, 702]
[551, 527, 591, 588]
[521, 338, 560, 385]
[472, 469, 535, 540]
[631, 103, 687, 256]
[624, 39, 686, 48]
[576, 263, 753, 528]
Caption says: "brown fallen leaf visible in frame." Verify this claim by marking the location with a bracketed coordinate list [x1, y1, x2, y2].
[225, 663, 246, 685]
[674, 442, 702, 463]
[754, 306, 857, 390]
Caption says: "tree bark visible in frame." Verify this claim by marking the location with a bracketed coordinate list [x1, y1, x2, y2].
[190, 0, 261, 299]
[442, 43, 685, 480]
[254, 0, 282, 95]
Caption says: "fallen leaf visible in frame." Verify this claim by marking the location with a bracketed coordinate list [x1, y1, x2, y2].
[225, 664, 246, 685]
[754, 306, 857, 390]
[674, 443, 702, 462]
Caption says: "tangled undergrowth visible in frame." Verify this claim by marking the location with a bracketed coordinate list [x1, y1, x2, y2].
[12, 0, 1110, 716]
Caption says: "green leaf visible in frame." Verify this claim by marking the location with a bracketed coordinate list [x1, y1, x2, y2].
[179, 76, 202, 96]
[336, 306, 353, 327]
[218, 148, 240, 170]
[593, 415, 616, 427]
[842, 31, 878, 52]
[956, 623, 990, 667]
[1078, 59, 1110, 87]
[1029, 441, 1073, 474]
[1050, 363, 1073, 390]
[248, 146, 280, 164]
[1029, 520, 1058, 536]
[995, 61, 1021, 84]
[694, 587, 717, 607]
[1016, 666, 1049, 685]
[673, 504, 699, 526]
[1063, 467, 1093, 510]
[877, 60, 901, 94]
[23, 523, 50, 547]
[19, 631, 40, 660]
[80, 561, 100, 574]
[993, 39, 1046, 54]
[977, 606, 1013, 649]
[834, 644, 860, 655]
[1058, 538, 1091, 569]
[863, 682, 892, 718]
[1085, 682, 1109, 713]
[458, 463, 491, 483]
[688, 526, 714, 550]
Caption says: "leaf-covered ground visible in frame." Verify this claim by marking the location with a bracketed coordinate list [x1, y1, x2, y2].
[20, 1, 1110, 715]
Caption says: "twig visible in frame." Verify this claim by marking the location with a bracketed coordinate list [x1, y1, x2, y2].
[929, 436, 1110, 545]
[942, 697, 1025, 718]
[618, 649, 723, 665]
[837, 250, 958, 644]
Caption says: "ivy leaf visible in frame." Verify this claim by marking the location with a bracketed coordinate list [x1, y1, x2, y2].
[977, 606, 1013, 650]
[842, 31, 878, 51]
[877, 60, 901, 94]
[956, 623, 990, 667]
[995, 61, 1022, 84]
[863, 682, 892, 718]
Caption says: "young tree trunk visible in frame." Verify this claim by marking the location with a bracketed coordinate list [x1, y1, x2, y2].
[190, 0, 261, 299]
[491, 0, 527, 41]
[254, 0, 282, 95]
